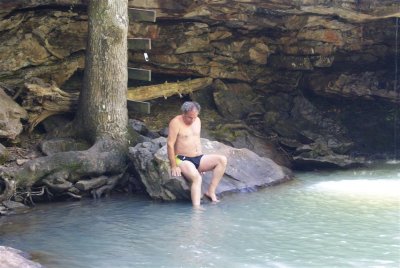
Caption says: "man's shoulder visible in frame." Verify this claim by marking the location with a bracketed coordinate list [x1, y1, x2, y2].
[169, 115, 182, 126]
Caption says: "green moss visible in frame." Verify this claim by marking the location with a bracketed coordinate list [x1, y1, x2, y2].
[210, 124, 247, 143]
[0, 151, 9, 165]
[61, 162, 82, 172]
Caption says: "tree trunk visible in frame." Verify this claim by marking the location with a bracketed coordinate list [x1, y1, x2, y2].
[75, 0, 128, 144]
[0, 0, 130, 203]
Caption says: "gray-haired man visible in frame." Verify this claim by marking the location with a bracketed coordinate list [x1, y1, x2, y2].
[167, 101, 227, 208]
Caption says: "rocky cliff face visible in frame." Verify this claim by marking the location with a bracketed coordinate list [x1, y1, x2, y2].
[0, 0, 399, 169]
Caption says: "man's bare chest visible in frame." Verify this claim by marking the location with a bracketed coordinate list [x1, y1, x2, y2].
[178, 125, 200, 139]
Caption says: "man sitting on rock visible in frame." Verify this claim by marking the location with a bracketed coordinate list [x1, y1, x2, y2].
[167, 101, 227, 208]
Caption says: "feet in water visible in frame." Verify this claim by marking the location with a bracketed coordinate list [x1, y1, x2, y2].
[203, 192, 220, 203]
[193, 205, 206, 211]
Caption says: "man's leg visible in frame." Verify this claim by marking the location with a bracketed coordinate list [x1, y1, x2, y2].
[179, 161, 202, 207]
[199, 154, 227, 202]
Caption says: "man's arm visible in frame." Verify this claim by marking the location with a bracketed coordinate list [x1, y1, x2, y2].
[167, 118, 181, 176]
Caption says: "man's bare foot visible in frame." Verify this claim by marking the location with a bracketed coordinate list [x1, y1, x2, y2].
[203, 192, 220, 203]
[193, 204, 206, 210]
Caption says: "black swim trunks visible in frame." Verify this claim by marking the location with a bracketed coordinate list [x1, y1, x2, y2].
[176, 154, 204, 169]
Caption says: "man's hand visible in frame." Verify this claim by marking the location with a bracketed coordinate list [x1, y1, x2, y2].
[171, 166, 182, 177]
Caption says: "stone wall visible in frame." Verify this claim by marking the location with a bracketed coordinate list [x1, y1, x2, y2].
[0, 0, 398, 168]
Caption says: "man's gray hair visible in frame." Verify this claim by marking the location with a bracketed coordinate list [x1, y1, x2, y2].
[181, 101, 201, 113]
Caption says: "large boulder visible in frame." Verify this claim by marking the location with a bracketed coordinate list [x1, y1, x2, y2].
[128, 137, 292, 201]
[0, 246, 43, 268]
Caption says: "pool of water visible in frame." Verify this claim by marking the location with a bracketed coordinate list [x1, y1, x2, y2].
[1, 162, 399, 268]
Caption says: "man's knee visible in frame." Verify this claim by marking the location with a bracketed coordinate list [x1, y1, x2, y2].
[191, 173, 202, 185]
[219, 155, 227, 167]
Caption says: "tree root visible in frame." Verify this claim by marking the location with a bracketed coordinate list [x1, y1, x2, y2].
[13, 186, 53, 206]
[0, 177, 15, 203]
[91, 173, 124, 199]
[0, 138, 128, 205]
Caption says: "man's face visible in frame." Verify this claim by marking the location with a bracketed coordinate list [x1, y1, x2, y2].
[182, 109, 199, 125]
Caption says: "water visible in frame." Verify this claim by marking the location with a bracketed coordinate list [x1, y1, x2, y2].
[0, 163, 399, 268]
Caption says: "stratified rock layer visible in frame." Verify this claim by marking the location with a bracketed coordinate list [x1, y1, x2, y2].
[0, 0, 398, 166]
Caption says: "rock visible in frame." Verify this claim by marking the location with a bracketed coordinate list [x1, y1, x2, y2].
[16, 159, 29, 165]
[224, 132, 290, 167]
[40, 114, 73, 133]
[307, 71, 399, 103]
[0, 205, 8, 216]
[1, 200, 29, 215]
[158, 127, 169, 137]
[263, 94, 368, 167]
[213, 80, 264, 119]
[293, 154, 366, 170]
[2, 200, 28, 210]
[269, 55, 314, 71]
[0, 246, 43, 268]
[129, 119, 160, 139]
[128, 137, 292, 201]
[0, 88, 27, 140]
[0, 0, 398, 167]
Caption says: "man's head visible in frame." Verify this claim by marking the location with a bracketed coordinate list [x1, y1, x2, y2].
[181, 101, 201, 125]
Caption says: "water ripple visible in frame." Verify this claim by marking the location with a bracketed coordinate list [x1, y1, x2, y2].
[0, 165, 399, 268]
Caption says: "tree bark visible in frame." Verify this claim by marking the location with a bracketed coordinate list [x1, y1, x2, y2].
[0, 0, 130, 203]
[75, 0, 128, 144]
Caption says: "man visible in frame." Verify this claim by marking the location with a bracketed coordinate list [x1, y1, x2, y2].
[167, 101, 227, 208]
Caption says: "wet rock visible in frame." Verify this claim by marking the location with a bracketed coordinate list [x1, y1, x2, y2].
[2, 200, 28, 210]
[0, 246, 43, 268]
[0, 205, 8, 216]
[293, 153, 365, 170]
[1, 200, 29, 216]
[128, 137, 292, 201]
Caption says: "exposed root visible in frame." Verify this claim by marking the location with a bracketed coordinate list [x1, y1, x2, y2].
[65, 192, 82, 200]
[91, 173, 125, 199]
[0, 177, 14, 202]
[11, 186, 53, 206]
[0, 138, 128, 206]
[23, 79, 79, 131]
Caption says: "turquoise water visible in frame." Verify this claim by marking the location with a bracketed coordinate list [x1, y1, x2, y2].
[0, 162, 399, 268]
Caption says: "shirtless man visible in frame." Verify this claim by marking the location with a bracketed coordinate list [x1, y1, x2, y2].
[167, 101, 227, 208]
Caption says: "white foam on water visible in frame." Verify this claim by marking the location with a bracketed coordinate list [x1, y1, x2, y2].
[310, 179, 400, 199]
[386, 159, 400, 165]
